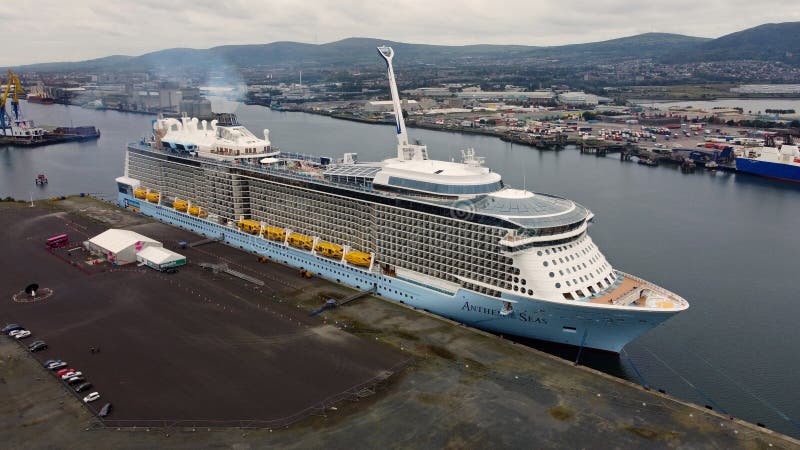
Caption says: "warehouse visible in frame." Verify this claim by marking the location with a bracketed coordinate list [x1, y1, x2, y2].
[85, 229, 161, 265]
[136, 246, 186, 271]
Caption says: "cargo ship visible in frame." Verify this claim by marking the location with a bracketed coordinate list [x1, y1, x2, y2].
[114, 47, 688, 353]
[26, 86, 55, 105]
[735, 141, 800, 183]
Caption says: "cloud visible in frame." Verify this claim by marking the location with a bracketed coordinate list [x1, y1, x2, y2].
[5, 0, 799, 66]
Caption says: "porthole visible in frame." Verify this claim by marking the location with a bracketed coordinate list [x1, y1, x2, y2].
[521, 279, 526, 285]
[543, 261, 548, 267]
[555, 283, 561, 288]
[537, 251, 542, 256]
[549, 272, 554, 278]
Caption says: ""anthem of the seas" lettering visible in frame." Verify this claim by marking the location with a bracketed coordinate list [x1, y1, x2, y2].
[461, 301, 547, 324]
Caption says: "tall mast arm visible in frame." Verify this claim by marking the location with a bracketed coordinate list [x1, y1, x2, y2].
[376, 46, 409, 148]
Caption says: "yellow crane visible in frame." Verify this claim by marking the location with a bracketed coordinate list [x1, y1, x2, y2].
[1, 70, 26, 135]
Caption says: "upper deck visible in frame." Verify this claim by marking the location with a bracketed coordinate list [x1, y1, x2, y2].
[128, 140, 591, 234]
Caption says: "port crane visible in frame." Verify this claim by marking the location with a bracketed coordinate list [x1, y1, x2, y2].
[1, 69, 26, 136]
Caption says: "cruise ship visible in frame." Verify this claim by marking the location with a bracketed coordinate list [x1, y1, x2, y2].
[115, 47, 688, 353]
[735, 138, 800, 183]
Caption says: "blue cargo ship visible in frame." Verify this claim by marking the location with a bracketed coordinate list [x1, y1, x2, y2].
[736, 144, 800, 182]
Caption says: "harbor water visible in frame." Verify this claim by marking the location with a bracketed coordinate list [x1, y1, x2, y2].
[2, 100, 799, 438]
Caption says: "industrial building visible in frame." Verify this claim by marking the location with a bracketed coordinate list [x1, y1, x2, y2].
[85, 229, 184, 269]
[364, 99, 420, 113]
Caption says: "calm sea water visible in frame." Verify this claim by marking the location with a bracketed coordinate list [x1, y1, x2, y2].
[2, 100, 799, 437]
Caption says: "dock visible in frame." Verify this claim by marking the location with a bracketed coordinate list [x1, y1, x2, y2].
[0, 196, 797, 449]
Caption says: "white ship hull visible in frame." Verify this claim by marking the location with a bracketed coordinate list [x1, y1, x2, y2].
[118, 193, 678, 353]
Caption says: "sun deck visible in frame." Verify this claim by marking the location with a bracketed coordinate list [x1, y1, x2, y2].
[589, 272, 688, 310]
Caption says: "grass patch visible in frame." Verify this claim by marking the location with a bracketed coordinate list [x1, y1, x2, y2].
[345, 319, 383, 335]
[394, 329, 420, 341]
[462, 358, 488, 374]
[624, 425, 680, 441]
[548, 405, 573, 421]
[426, 345, 456, 361]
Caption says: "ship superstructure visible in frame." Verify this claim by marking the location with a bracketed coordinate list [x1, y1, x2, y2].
[115, 47, 688, 352]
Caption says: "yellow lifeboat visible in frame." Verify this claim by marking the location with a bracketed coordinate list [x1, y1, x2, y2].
[188, 205, 200, 216]
[237, 219, 261, 234]
[345, 250, 371, 267]
[133, 188, 147, 199]
[263, 226, 286, 242]
[173, 199, 188, 212]
[315, 241, 343, 259]
[146, 192, 160, 203]
[197, 209, 208, 218]
[287, 233, 314, 250]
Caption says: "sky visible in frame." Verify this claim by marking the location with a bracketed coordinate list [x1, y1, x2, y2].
[4, 0, 799, 66]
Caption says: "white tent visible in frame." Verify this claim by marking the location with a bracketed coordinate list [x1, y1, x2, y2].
[136, 246, 186, 270]
[86, 229, 161, 265]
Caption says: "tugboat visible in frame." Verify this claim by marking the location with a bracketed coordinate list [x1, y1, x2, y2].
[35, 174, 48, 185]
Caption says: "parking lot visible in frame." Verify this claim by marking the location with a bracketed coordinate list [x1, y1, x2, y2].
[0, 203, 408, 426]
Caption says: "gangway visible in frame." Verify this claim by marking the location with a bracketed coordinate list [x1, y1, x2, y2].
[184, 234, 224, 248]
[308, 285, 376, 317]
[199, 262, 264, 286]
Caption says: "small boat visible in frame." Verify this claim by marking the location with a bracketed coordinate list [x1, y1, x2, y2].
[263, 226, 286, 242]
[315, 241, 344, 259]
[345, 250, 371, 267]
[173, 199, 188, 212]
[637, 157, 659, 167]
[705, 161, 719, 171]
[237, 219, 261, 235]
[680, 159, 696, 172]
[35, 174, 48, 185]
[288, 233, 313, 250]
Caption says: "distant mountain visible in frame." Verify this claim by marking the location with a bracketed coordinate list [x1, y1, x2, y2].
[532, 33, 710, 61]
[663, 22, 800, 64]
[10, 22, 800, 73]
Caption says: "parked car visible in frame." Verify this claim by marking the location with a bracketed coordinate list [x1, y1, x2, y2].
[56, 368, 74, 377]
[66, 376, 85, 385]
[98, 402, 113, 417]
[29, 342, 48, 353]
[45, 360, 67, 370]
[2, 324, 23, 334]
[74, 383, 93, 393]
[83, 392, 101, 403]
[43, 359, 59, 367]
[9, 329, 26, 337]
[61, 371, 82, 380]
[13, 330, 31, 339]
